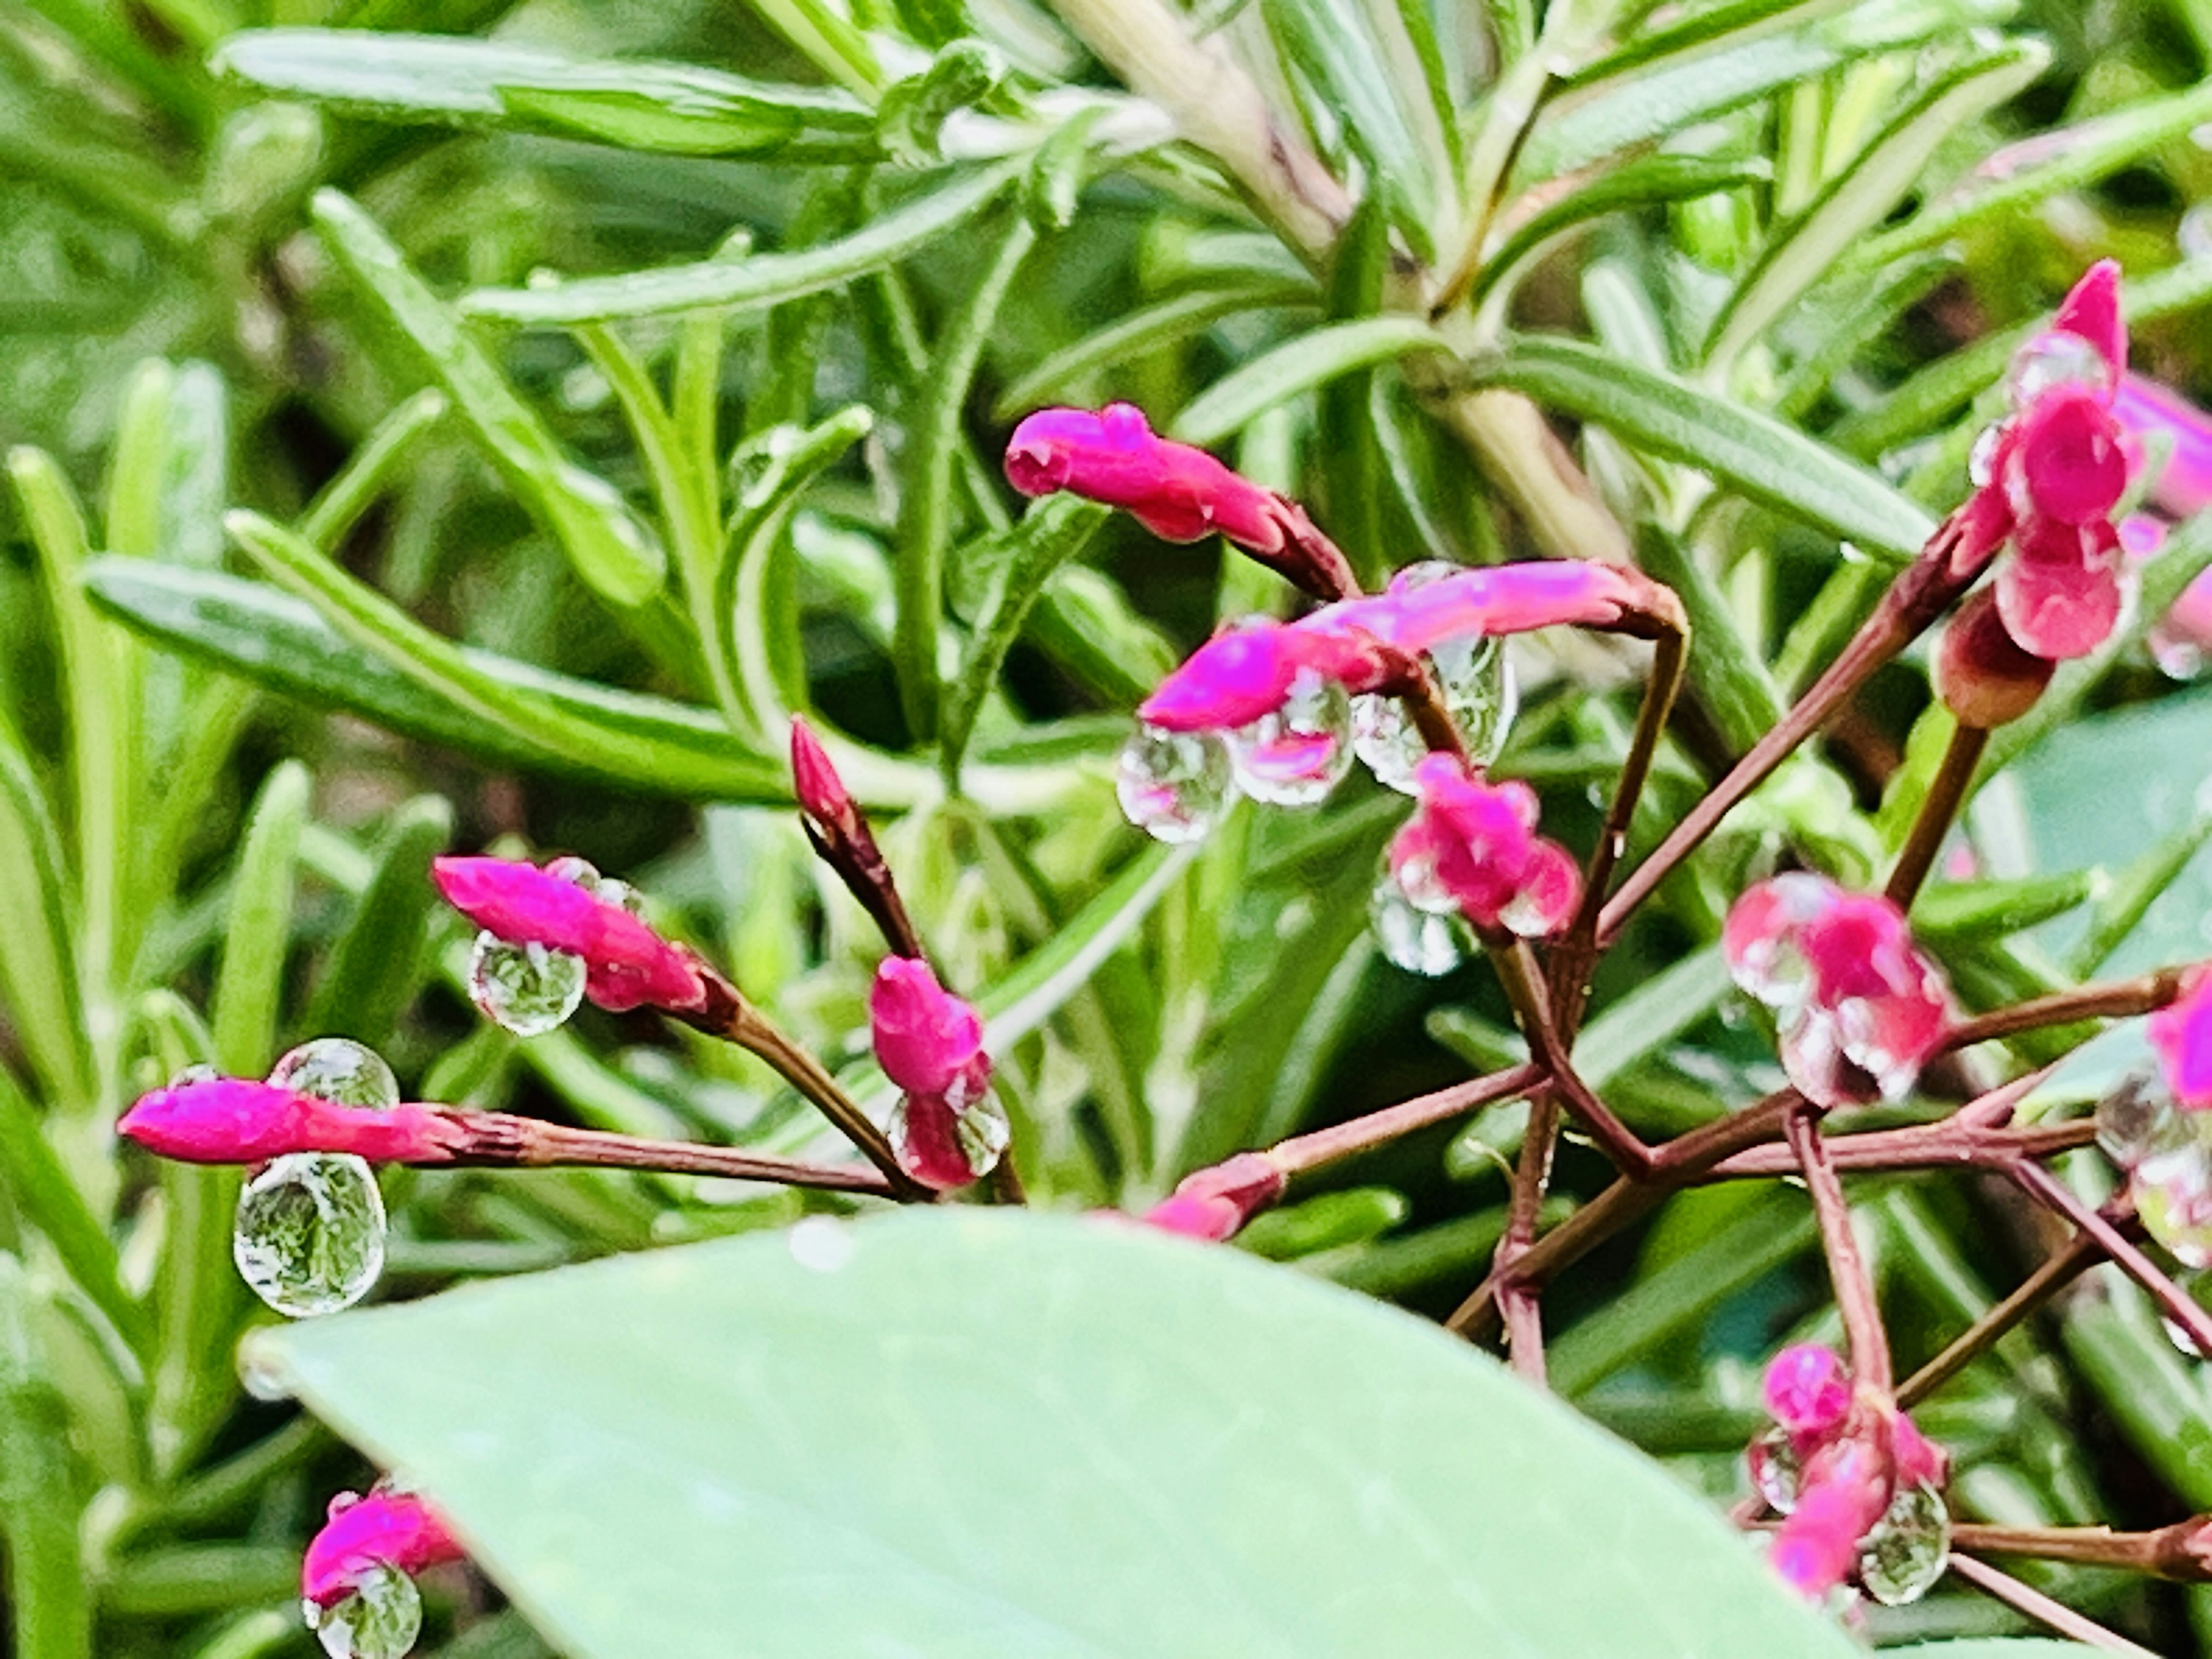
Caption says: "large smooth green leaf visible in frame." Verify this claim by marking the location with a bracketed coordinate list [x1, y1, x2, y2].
[214, 30, 874, 157]
[251, 1211, 1857, 1657]
[1463, 335, 1936, 562]
[461, 161, 1024, 325]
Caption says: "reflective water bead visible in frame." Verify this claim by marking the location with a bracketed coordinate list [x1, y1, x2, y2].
[1369, 874, 1465, 976]
[306, 1561, 422, 1659]
[1430, 633, 1516, 767]
[1226, 670, 1353, 808]
[467, 933, 586, 1037]
[1967, 421, 2008, 488]
[270, 1037, 399, 1111]
[2009, 330, 2112, 404]
[2096, 1071, 2185, 1169]
[2134, 1134, 2212, 1269]
[1746, 1426, 1802, 1515]
[1856, 1482, 1950, 1607]
[1350, 693, 1425, 794]
[545, 855, 644, 915]
[1115, 724, 1232, 844]
[888, 1088, 1010, 1184]
[234, 1153, 387, 1317]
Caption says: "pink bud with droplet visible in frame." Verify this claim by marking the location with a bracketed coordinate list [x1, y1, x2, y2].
[302, 1490, 464, 1609]
[869, 957, 985, 1097]
[1764, 1344, 1853, 1438]
[432, 857, 707, 1014]
[118, 1077, 467, 1166]
[1390, 755, 1580, 938]
[1140, 1153, 1286, 1243]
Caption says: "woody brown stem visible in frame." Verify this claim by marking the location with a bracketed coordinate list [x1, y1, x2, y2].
[1486, 937, 1653, 1178]
[1269, 1063, 1542, 1176]
[1951, 1520, 2212, 1582]
[1786, 1104, 1891, 1393]
[1948, 1553, 2156, 1654]
[2009, 1158, 2212, 1358]
[451, 1115, 897, 1195]
[1887, 721, 1990, 911]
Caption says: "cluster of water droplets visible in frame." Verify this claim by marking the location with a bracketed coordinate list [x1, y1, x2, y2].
[1351, 563, 1517, 794]
[2097, 1071, 2212, 1268]
[1854, 1482, 1951, 1607]
[306, 1559, 421, 1659]
[230, 1038, 393, 1318]
[464, 855, 637, 1036]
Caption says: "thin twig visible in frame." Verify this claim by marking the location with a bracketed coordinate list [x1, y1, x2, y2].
[2008, 1158, 2212, 1358]
[1948, 1553, 2157, 1654]
[1487, 938, 1653, 1177]
[1270, 1063, 1543, 1176]
[1885, 721, 1989, 911]
[1785, 1105, 1891, 1392]
[474, 1118, 896, 1195]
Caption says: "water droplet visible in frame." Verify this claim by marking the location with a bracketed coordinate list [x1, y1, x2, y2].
[2096, 1071, 2183, 1169]
[1967, 421, 2008, 488]
[1115, 724, 1231, 844]
[1226, 670, 1353, 807]
[1369, 873, 1465, 976]
[2162, 1307, 2208, 1359]
[1430, 633, 1516, 767]
[544, 855, 644, 915]
[270, 1038, 399, 1110]
[1856, 1482, 1950, 1607]
[2008, 330, 2111, 405]
[305, 1561, 422, 1659]
[1350, 693, 1423, 794]
[2135, 1131, 2212, 1269]
[888, 1088, 1010, 1189]
[2152, 619, 2208, 682]
[467, 934, 585, 1037]
[1747, 1426, 1802, 1515]
[234, 1153, 387, 1317]
[169, 1061, 220, 1086]
[2183, 205, 2212, 262]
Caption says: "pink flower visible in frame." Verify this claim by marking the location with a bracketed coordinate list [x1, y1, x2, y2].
[1373, 558, 1660, 653]
[119, 1076, 467, 1166]
[2150, 966, 2212, 1110]
[1390, 755, 1580, 937]
[789, 715, 854, 832]
[1138, 619, 1399, 732]
[1140, 1153, 1286, 1243]
[870, 957, 986, 1097]
[1764, 1344, 1852, 1440]
[1771, 1440, 1890, 1600]
[431, 857, 707, 1014]
[1003, 404, 1355, 599]
[1724, 875, 1950, 1108]
[302, 1489, 464, 1609]
[1960, 262, 2137, 662]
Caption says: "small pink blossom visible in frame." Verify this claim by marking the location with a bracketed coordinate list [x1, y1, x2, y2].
[1764, 1344, 1852, 1439]
[1003, 404, 1355, 599]
[432, 856, 707, 1014]
[1137, 618, 1399, 732]
[1141, 1153, 1287, 1243]
[1724, 874, 1950, 1108]
[1391, 755, 1580, 938]
[1771, 1440, 1890, 1600]
[789, 715, 854, 831]
[1372, 558, 1658, 653]
[2150, 966, 2212, 1110]
[870, 957, 986, 1097]
[302, 1489, 464, 1609]
[119, 1077, 466, 1166]
[1994, 513, 2124, 662]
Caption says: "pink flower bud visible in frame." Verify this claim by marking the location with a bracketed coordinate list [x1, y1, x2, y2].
[1003, 404, 1355, 599]
[1771, 1441, 1889, 1600]
[1891, 1414, 1950, 1491]
[2150, 966, 2212, 1110]
[302, 1489, 464, 1609]
[789, 715, 854, 831]
[432, 857, 707, 1014]
[119, 1077, 467, 1166]
[2009, 386, 2129, 526]
[1138, 620, 1398, 732]
[2051, 257, 2123, 380]
[1375, 558, 1658, 652]
[869, 957, 985, 1096]
[1390, 755, 1581, 937]
[1764, 1344, 1852, 1438]
[1140, 1152, 1286, 1243]
[1935, 589, 2055, 728]
[1725, 875, 1949, 1108]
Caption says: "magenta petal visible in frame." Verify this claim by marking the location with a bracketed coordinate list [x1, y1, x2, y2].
[2052, 259, 2126, 381]
[893, 1090, 983, 1191]
[2117, 374, 2212, 518]
[1769, 1442, 1888, 1600]
[433, 857, 706, 1013]
[1764, 1344, 1851, 1437]
[302, 1491, 464, 1608]
[1141, 1191, 1244, 1241]
[118, 1078, 465, 1166]
[1138, 627, 1304, 731]
[2150, 968, 2212, 1109]
[1381, 560, 1640, 653]
[1995, 525, 2123, 660]
[2011, 389, 2128, 525]
[870, 957, 985, 1096]
[1502, 839, 1581, 938]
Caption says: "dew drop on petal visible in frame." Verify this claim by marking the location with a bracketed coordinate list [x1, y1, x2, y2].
[1350, 693, 1423, 795]
[1115, 724, 1231, 844]
[1746, 1426, 1802, 1516]
[1369, 873, 1465, 976]
[269, 1037, 399, 1111]
[1855, 1482, 1950, 1607]
[233, 1153, 387, 1317]
[2008, 330, 2112, 405]
[546, 855, 644, 915]
[467, 933, 586, 1036]
[1967, 421, 2007, 488]
[305, 1562, 422, 1659]
[2095, 1071, 2183, 1169]
[1430, 632, 1516, 768]
[2134, 1134, 2212, 1269]
[1227, 671, 1353, 808]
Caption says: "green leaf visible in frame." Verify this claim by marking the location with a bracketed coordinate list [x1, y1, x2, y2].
[210, 759, 310, 1078]
[1573, 945, 1732, 1090]
[993, 282, 1316, 419]
[0, 734, 93, 1109]
[1912, 872, 2096, 942]
[1885, 1645, 2101, 1656]
[250, 1211, 1857, 1657]
[942, 498, 1111, 773]
[213, 30, 874, 156]
[1240, 1187, 1407, 1260]
[1462, 334, 1936, 562]
[309, 190, 666, 607]
[1631, 522, 1785, 754]
[0, 1255, 90, 1659]
[302, 796, 454, 1042]
[0, 1065, 144, 1357]
[1525, 0, 2006, 178]
[460, 161, 1024, 325]
[1171, 318, 1448, 447]
[1703, 40, 2044, 374]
